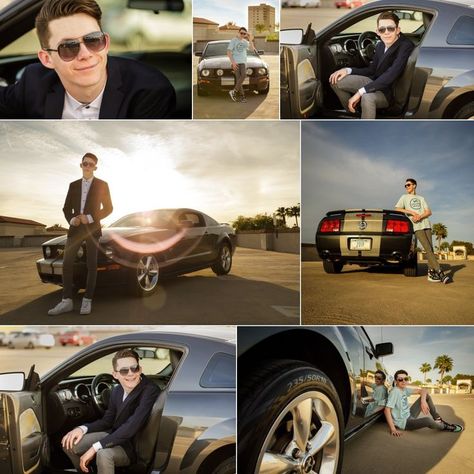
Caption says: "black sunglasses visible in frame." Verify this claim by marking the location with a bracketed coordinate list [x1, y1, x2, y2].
[116, 364, 140, 376]
[375, 375, 384, 380]
[81, 161, 96, 168]
[397, 377, 409, 382]
[44, 31, 107, 62]
[378, 26, 397, 34]
[405, 183, 413, 188]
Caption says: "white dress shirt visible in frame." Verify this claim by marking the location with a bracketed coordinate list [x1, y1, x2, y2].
[70, 177, 94, 225]
[62, 87, 105, 119]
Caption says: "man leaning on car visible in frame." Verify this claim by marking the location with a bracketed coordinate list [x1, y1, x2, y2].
[0, 0, 176, 119]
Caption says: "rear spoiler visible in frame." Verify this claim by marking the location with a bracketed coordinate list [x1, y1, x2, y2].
[325, 209, 407, 217]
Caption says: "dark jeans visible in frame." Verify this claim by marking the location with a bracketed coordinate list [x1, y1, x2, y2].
[405, 394, 443, 430]
[233, 63, 247, 96]
[63, 225, 99, 300]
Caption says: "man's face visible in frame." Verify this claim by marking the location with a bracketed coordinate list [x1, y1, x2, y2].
[239, 30, 248, 40]
[405, 181, 415, 194]
[37, 13, 109, 94]
[113, 356, 142, 393]
[80, 157, 97, 178]
[374, 374, 384, 386]
[377, 19, 400, 47]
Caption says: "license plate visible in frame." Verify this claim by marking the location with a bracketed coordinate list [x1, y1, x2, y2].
[221, 77, 250, 85]
[350, 238, 371, 251]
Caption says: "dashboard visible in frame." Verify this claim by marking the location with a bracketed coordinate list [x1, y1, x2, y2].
[327, 34, 376, 69]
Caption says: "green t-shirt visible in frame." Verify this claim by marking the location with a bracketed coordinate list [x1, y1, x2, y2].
[227, 37, 250, 64]
[365, 383, 388, 417]
[386, 387, 413, 430]
[395, 194, 431, 232]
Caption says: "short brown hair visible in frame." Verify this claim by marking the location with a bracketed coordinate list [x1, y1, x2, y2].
[406, 178, 417, 186]
[377, 11, 400, 27]
[112, 349, 139, 370]
[35, 0, 103, 48]
[239, 27, 248, 33]
[82, 152, 98, 164]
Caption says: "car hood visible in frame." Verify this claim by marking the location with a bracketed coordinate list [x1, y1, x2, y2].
[200, 56, 266, 69]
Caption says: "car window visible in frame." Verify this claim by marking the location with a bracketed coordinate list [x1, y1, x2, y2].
[447, 16, 474, 45]
[178, 212, 203, 227]
[110, 210, 174, 228]
[203, 42, 259, 57]
[0, 0, 191, 58]
[341, 11, 424, 35]
[200, 352, 235, 388]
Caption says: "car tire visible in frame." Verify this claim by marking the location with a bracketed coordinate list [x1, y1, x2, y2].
[212, 456, 235, 474]
[197, 86, 209, 97]
[323, 260, 343, 274]
[129, 254, 160, 297]
[27, 342, 34, 349]
[403, 257, 418, 277]
[61, 343, 66, 346]
[259, 84, 270, 95]
[453, 102, 474, 119]
[239, 359, 344, 474]
[211, 243, 232, 275]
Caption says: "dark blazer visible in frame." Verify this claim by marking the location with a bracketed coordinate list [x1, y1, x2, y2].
[0, 56, 176, 119]
[63, 177, 113, 238]
[351, 34, 414, 100]
[84, 375, 160, 464]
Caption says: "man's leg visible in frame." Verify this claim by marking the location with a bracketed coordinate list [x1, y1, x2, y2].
[415, 229, 441, 272]
[235, 63, 246, 97]
[84, 233, 99, 300]
[359, 91, 389, 119]
[409, 393, 441, 420]
[330, 75, 371, 112]
[405, 416, 444, 431]
[62, 231, 85, 299]
[63, 431, 109, 472]
[96, 446, 131, 474]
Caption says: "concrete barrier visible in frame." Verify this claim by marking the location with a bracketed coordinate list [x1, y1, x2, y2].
[302, 243, 319, 261]
[22, 234, 65, 247]
[236, 230, 299, 254]
[0, 236, 15, 248]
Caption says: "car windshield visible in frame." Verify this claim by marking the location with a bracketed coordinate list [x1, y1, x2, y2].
[203, 42, 259, 58]
[109, 210, 175, 228]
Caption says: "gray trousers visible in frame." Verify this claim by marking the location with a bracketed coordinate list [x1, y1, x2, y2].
[405, 394, 443, 431]
[233, 63, 247, 95]
[415, 228, 441, 272]
[63, 226, 99, 300]
[63, 431, 130, 474]
[331, 75, 389, 119]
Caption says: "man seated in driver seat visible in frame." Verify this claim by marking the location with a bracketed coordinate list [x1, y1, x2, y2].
[62, 349, 160, 473]
[329, 11, 414, 119]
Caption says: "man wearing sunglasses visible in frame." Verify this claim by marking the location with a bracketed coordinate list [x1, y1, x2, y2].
[62, 349, 161, 473]
[395, 178, 451, 284]
[329, 11, 414, 119]
[362, 370, 388, 417]
[0, 0, 175, 119]
[48, 152, 113, 316]
[384, 369, 463, 436]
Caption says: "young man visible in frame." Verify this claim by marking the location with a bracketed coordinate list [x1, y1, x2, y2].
[48, 153, 113, 316]
[384, 369, 463, 436]
[363, 370, 388, 417]
[62, 349, 161, 473]
[395, 178, 451, 284]
[329, 11, 414, 119]
[227, 27, 257, 103]
[0, 0, 175, 119]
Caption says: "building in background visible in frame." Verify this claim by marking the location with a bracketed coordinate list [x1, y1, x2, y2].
[248, 3, 276, 34]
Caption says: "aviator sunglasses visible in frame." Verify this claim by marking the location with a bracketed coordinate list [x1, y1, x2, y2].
[44, 31, 107, 62]
[116, 364, 140, 376]
[377, 26, 397, 34]
[397, 377, 409, 382]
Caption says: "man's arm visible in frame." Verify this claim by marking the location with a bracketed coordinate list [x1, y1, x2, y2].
[62, 183, 78, 225]
[129, 82, 176, 119]
[384, 407, 402, 437]
[97, 182, 113, 221]
[227, 41, 238, 72]
[83, 392, 117, 433]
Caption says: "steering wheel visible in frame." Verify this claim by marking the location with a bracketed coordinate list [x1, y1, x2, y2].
[91, 373, 115, 414]
[358, 31, 378, 64]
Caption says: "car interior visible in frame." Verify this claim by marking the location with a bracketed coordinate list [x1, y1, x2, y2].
[41, 345, 183, 474]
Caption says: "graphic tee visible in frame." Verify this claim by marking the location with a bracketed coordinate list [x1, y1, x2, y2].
[365, 383, 388, 417]
[395, 194, 431, 231]
[227, 38, 250, 64]
[386, 387, 413, 429]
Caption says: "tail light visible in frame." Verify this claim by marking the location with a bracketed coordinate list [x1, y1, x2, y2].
[386, 219, 410, 233]
[320, 218, 340, 233]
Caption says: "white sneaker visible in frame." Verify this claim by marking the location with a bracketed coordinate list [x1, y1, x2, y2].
[80, 298, 92, 315]
[48, 299, 73, 315]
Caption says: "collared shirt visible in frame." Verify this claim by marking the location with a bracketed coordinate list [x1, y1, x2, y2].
[70, 177, 94, 225]
[62, 87, 105, 119]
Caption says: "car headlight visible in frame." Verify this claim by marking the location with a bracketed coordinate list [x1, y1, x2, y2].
[216, 69, 224, 76]
[257, 68, 267, 75]
[246, 68, 253, 76]
[201, 69, 210, 77]
[45, 246, 51, 258]
[77, 247, 84, 259]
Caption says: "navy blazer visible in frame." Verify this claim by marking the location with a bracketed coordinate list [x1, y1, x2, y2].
[351, 34, 414, 100]
[62, 177, 113, 238]
[84, 375, 160, 464]
[0, 56, 176, 119]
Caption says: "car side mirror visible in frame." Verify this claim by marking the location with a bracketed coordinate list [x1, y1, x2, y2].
[0, 372, 25, 391]
[195, 51, 202, 57]
[375, 342, 393, 358]
[257, 50, 265, 55]
[280, 29, 304, 45]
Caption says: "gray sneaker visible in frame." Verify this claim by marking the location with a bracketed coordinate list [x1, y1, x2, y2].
[48, 298, 73, 315]
[229, 90, 237, 102]
[80, 298, 92, 315]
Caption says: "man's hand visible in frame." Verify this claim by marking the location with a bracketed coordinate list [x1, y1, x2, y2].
[79, 447, 96, 473]
[421, 399, 429, 415]
[231, 61, 238, 72]
[78, 214, 89, 225]
[329, 68, 348, 85]
[71, 217, 81, 227]
[411, 212, 421, 222]
[348, 92, 361, 113]
[390, 428, 402, 437]
[61, 427, 84, 451]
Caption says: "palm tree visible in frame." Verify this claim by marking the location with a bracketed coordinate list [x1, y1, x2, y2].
[419, 362, 431, 383]
[275, 207, 287, 227]
[286, 204, 300, 228]
[432, 223, 448, 251]
[255, 23, 265, 34]
[434, 354, 453, 384]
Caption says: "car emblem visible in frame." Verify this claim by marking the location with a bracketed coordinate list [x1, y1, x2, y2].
[359, 221, 367, 230]
[57, 248, 64, 256]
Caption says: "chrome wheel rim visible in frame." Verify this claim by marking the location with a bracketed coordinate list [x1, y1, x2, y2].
[255, 391, 340, 474]
[136, 255, 159, 291]
[221, 245, 232, 272]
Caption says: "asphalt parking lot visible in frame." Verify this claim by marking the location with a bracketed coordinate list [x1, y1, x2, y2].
[192, 54, 279, 119]
[0, 247, 299, 325]
[343, 394, 474, 473]
[302, 260, 474, 324]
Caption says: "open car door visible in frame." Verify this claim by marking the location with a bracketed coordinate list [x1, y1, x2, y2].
[0, 367, 45, 474]
[281, 24, 322, 119]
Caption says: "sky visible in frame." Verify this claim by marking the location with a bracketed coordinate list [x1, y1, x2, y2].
[0, 121, 299, 228]
[194, 0, 279, 29]
[366, 326, 474, 383]
[301, 121, 474, 244]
